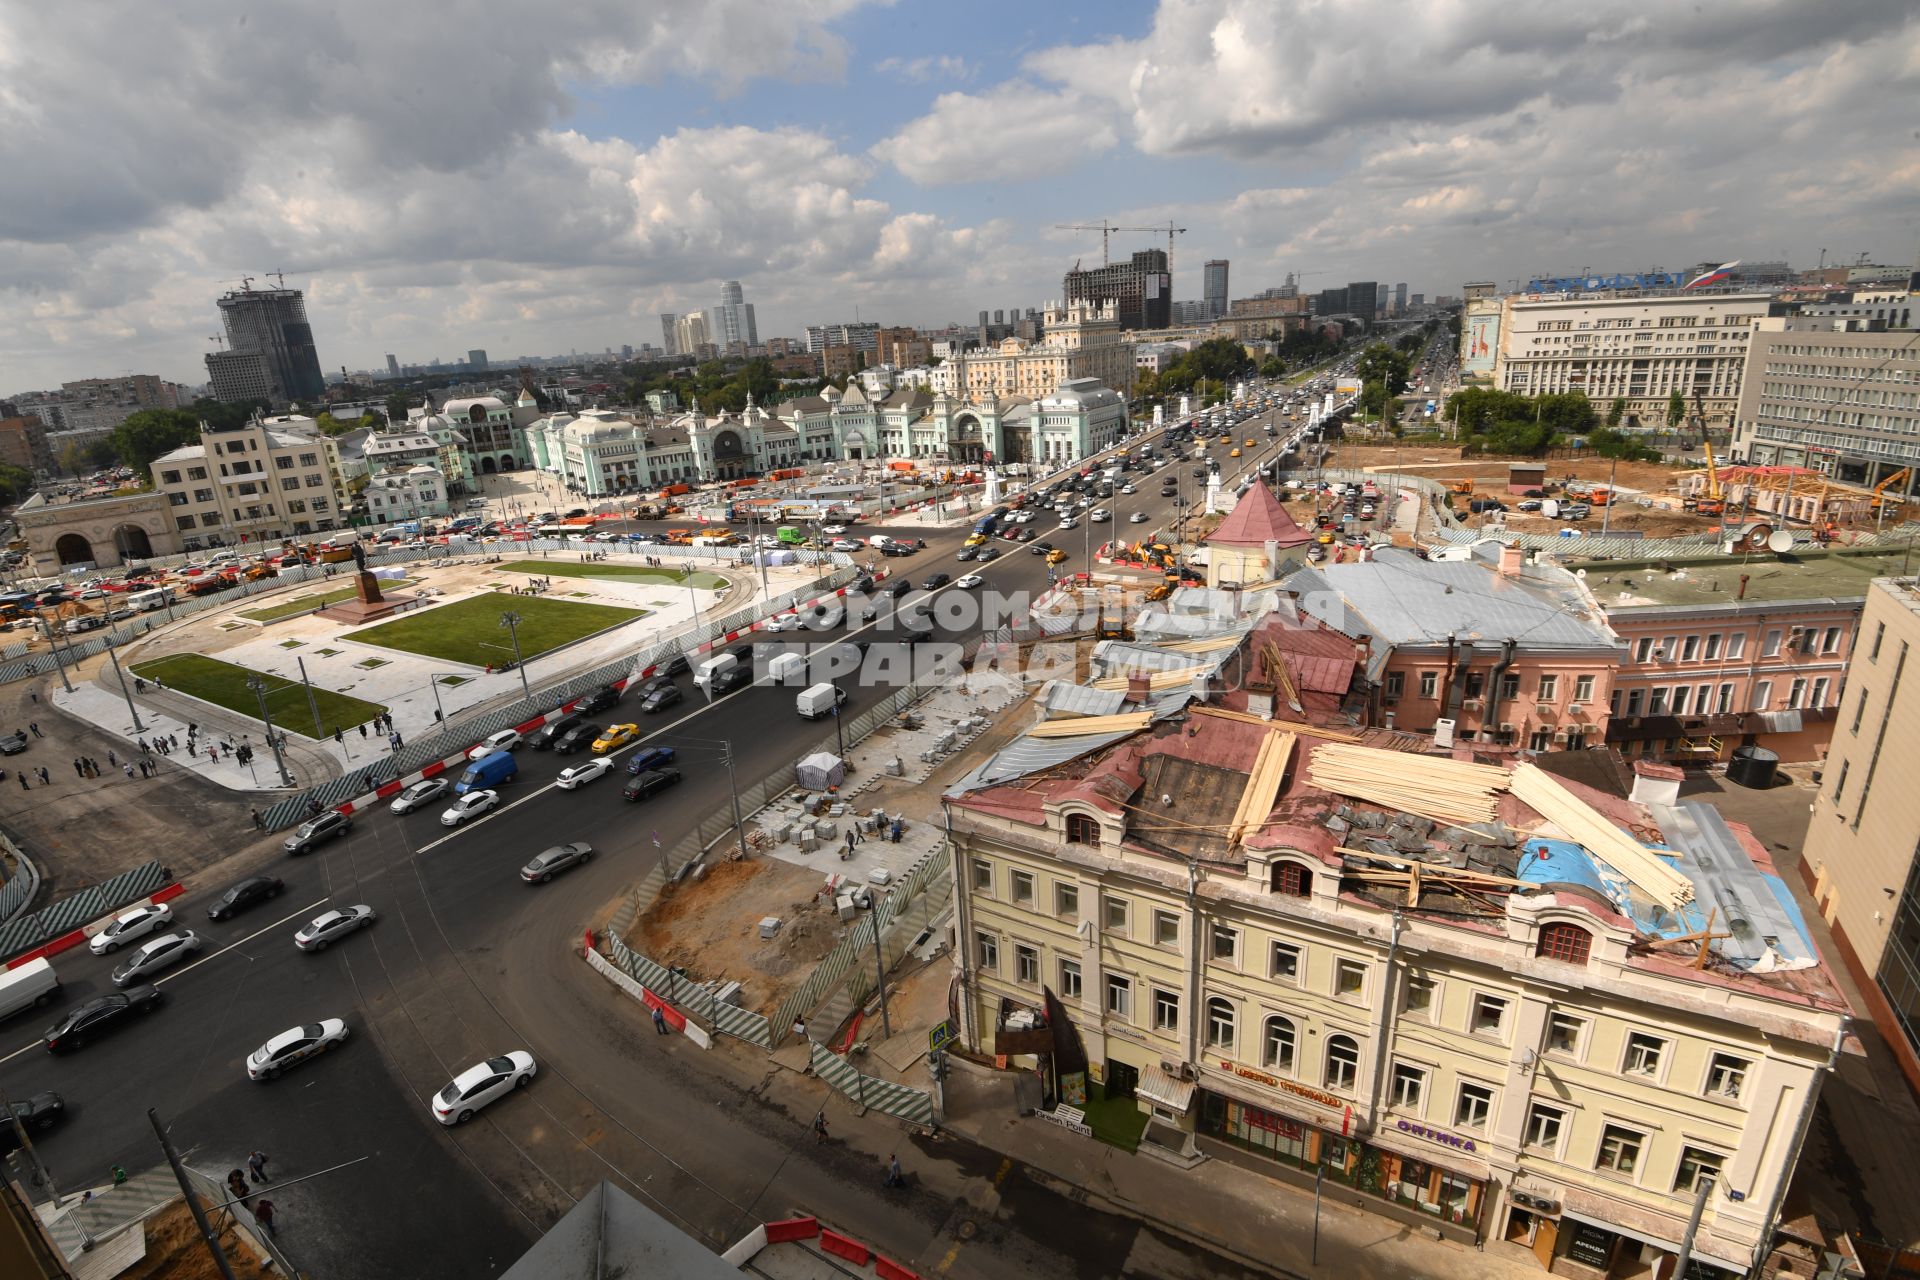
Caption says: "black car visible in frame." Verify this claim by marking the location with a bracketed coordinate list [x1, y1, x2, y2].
[573, 685, 622, 715]
[727, 643, 755, 662]
[622, 767, 683, 803]
[45, 986, 163, 1053]
[659, 654, 691, 677]
[283, 809, 352, 855]
[640, 685, 683, 713]
[552, 722, 602, 754]
[529, 713, 581, 750]
[921, 573, 951, 591]
[0, 1092, 66, 1154]
[884, 578, 913, 598]
[0, 731, 27, 755]
[208, 876, 284, 921]
[710, 665, 752, 693]
[1029, 541, 1054, 555]
[638, 673, 677, 695]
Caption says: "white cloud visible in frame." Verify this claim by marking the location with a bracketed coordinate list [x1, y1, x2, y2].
[870, 82, 1120, 185]
[876, 55, 975, 84]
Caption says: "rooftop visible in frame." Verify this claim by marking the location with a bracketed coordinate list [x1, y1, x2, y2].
[1578, 546, 1918, 609]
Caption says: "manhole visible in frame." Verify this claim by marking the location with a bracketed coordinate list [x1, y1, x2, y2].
[956, 1220, 978, 1241]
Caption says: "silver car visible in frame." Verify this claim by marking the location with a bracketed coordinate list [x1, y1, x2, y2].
[294, 905, 376, 952]
[111, 931, 204, 987]
[389, 778, 450, 815]
[521, 842, 595, 884]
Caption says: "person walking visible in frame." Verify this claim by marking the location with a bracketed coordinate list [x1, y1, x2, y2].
[812, 1113, 829, 1143]
[651, 1005, 669, 1035]
[127, 762, 138, 779]
[885, 1154, 904, 1188]
[227, 1170, 249, 1204]
[246, 1150, 269, 1183]
[35, 767, 48, 785]
[73, 758, 84, 778]
[252, 1199, 275, 1235]
[107, 749, 117, 767]
[28, 722, 40, 738]
[17, 772, 27, 790]
[251, 808, 264, 830]
[136, 737, 148, 754]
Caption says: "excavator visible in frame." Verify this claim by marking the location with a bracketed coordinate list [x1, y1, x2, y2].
[1871, 468, 1912, 514]
[1681, 392, 1725, 516]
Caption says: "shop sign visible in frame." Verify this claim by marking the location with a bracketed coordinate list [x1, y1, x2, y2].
[1217, 1060, 1344, 1111]
[1395, 1118, 1479, 1153]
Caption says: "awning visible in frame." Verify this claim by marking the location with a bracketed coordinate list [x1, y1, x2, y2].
[1137, 1064, 1196, 1113]
[1560, 1193, 1751, 1273]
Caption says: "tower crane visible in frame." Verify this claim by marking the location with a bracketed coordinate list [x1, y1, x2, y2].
[1054, 220, 1189, 274]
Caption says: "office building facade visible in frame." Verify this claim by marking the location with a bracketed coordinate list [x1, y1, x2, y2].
[1064, 249, 1171, 332]
[150, 413, 347, 546]
[707, 281, 759, 350]
[1203, 260, 1229, 319]
[1730, 314, 1920, 492]
[207, 284, 326, 406]
[1346, 280, 1379, 320]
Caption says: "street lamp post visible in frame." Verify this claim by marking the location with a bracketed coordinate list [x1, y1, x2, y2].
[34, 612, 74, 694]
[245, 675, 295, 787]
[498, 610, 531, 701]
[105, 644, 146, 733]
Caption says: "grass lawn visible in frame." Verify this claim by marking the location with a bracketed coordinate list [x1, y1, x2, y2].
[237, 578, 412, 623]
[344, 592, 645, 666]
[496, 559, 728, 590]
[1080, 1083, 1149, 1153]
[130, 654, 386, 740]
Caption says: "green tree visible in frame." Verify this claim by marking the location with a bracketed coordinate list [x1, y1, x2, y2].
[85, 438, 121, 471]
[1396, 332, 1423, 353]
[188, 397, 267, 432]
[0, 463, 32, 503]
[385, 391, 418, 423]
[1258, 356, 1286, 379]
[109, 408, 203, 474]
[1666, 391, 1688, 432]
[1584, 426, 1661, 462]
[1607, 397, 1627, 428]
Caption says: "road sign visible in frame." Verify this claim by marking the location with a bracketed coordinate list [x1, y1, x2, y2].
[929, 1019, 958, 1053]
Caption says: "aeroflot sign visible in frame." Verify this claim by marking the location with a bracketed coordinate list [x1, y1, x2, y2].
[1524, 272, 1686, 293]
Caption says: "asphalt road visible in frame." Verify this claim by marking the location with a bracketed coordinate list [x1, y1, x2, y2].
[0, 396, 1330, 1278]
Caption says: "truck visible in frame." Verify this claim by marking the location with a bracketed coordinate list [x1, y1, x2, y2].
[776, 526, 806, 545]
[454, 751, 518, 795]
[795, 681, 848, 719]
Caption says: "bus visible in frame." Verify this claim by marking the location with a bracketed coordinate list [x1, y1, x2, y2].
[127, 586, 175, 613]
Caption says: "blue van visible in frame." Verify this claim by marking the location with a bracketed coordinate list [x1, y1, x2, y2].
[455, 751, 519, 794]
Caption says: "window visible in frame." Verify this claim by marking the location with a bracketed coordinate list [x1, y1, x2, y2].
[1012, 944, 1038, 984]
[970, 859, 993, 893]
[1674, 1146, 1724, 1194]
[1536, 922, 1593, 966]
[1546, 1012, 1586, 1056]
[1627, 688, 1644, 715]
[1335, 959, 1367, 998]
[1403, 975, 1436, 1018]
[1324, 1035, 1360, 1093]
[1103, 896, 1128, 935]
[1499, 673, 1520, 701]
[1753, 679, 1773, 710]
[1597, 1124, 1644, 1175]
[1271, 861, 1312, 897]
[1384, 672, 1404, 698]
[161, 469, 181, 484]
[1419, 671, 1438, 699]
[1065, 813, 1100, 845]
[1006, 870, 1034, 905]
[1538, 674, 1558, 701]
[1389, 1062, 1427, 1111]
[1524, 1103, 1565, 1153]
[1269, 941, 1301, 982]
[1811, 676, 1830, 708]
[1153, 910, 1180, 947]
[1853, 688, 1871, 734]
[1822, 626, 1841, 655]
[1671, 687, 1689, 715]
[1055, 882, 1079, 919]
[1832, 759, 1851, 804]
[1152, 988, 1180, 1032]
[1763, 629, 1782, 657]
[1623, 1031, 1666, 1076]
[1574, 674, 1595, 702]
[1649, 687, 1669, 715]
[1263, 1017, 1296, 1071]
[1705, 1052, 1748, 1100]
[1206, 997, 1235, 1049]
[1704, 633, 1722, 660]
[1211, 923, 1239, 963]
[1681, 635, 1699, 661]
[1872, 621, 1886, 660]
[1727, 632, 1746, 659]
[975, 931, 998, 972]
[1454, 1083, 1493, 1131]
[275, 454, 295, 470]
[1105, 974, 1132, 1019]
[1470, 993, 1508, 1037]
[1635, 637, 1654, 664]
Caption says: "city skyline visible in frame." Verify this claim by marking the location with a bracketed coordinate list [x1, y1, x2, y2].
[3, 1, 1915, 390]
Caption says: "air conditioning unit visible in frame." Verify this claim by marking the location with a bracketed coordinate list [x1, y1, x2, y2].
[1553, 730, 1569, 744]
[1568, 702, 1587, 714]
[1463, 698, 1484, 711]
[1536, 702, 1556, 716]
[1500, 723, 1517, 734]
[1653, 648, 1672, 662]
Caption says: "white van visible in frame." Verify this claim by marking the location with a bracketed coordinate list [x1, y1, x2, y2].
[0, 957, 60, 1020]
[767, 652, 808, 686]
[796, 681, 847, 719]
[693, 652, 738, 690]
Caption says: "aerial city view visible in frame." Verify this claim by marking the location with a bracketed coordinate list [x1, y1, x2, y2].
[2, 3, 1919, 1278]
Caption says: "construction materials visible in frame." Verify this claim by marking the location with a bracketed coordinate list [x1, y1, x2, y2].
[1190, 705, 1363, 743]
[1090, 664, 1214, 692]
[1509, 763, 1693, 912]
[1227, 731, 1295, 847]
[1025, 711, 1154, 739]
[1308, 744, 1507, 826]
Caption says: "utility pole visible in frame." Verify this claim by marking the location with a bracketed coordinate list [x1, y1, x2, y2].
[35, 613, 74, 694]
[106, 644, 146, 732]
[498, 610, 531, 701]
[867, 900, 893, 1039]
[245, 676, 295, 787]
[148, 1107, 241, 1280]
[296, 655, 323, 738]
[723, 739, 746, 862]
[1671, 1173, 1713, 1280]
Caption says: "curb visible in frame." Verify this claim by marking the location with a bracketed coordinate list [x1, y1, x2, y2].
[5, 880, 187, 969]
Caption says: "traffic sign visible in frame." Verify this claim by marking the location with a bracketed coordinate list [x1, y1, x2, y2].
[929, 1019, 958, 1053]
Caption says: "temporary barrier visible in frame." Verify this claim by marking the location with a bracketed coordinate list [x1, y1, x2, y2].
[807, 1041, 935, 1127]
[0, 860, 173, 963]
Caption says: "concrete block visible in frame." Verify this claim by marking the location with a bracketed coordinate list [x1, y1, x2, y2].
[758, 916, 782, 939]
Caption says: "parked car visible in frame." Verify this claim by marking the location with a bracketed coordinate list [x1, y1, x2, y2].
[439, 790, 500, 826]
[622, 766, 683, 803]
[90, 903, 173, 955]
[246, 1019, 350, 1081]
[467, 729, 521, 760]
[521, 843, 595, 884]
[432, 1051, 536, 1125]
[640, 685, 683, 713]
[389, 778, 450, 815]
[294, 905, 376, 952]
[0, 732, 28, 755]
[112, 931, 204, 987]
[44, 987, 163, 1053]
[555, 758, 615, 789]
[625, 745, 677, 775]
[283, 809, 352, 855]
[573, 685, 622, 714]
[659, 654, 691, 676]
[208, 876, 284, 921]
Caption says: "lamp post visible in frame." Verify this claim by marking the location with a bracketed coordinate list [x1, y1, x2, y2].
[245, 675, 295, 787]
[34, 612, 74, 694]
[498, 610, 531, 701]
[105, 644, 146, 733]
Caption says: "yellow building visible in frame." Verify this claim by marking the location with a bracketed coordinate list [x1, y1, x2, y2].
[932, 300, 1136, 404]
[945, 630, 1849, 1277]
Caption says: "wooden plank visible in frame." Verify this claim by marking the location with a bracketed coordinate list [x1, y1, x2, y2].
[1090, 664, 1213, 692]
[1189, 705, 1363, 742]
[1508, 764, 1692, 911]
[1025, 712, 1154, 739]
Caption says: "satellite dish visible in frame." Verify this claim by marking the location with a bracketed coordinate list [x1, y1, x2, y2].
[1576, 568, 1587, 578]
[1766, 530, 1793, 553]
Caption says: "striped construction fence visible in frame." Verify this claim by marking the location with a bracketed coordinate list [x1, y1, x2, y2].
[1, 861, 180, 965]
[808, 1040, 935, 1127]
[604, 934, 775, 1050]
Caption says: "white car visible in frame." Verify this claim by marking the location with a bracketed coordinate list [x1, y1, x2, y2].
[90, 903, 174, 955]
[389, 778, 450, 815]
[555, 758, 614, 789]
[467, 729, 521, 760]
[764, 612, 803, 632]
[1129, 511, 1149, 523]
[247, 1019, 350, 1081]
[1121, 484, 1137, 494]
[111, 930, 204, 986]
[294, 905, 376, 951]
[954, 574, 985, 590]
[441, 790, 500, 826]
[1058, 518, 1079, 531]
[821, 524, 848, 535]
[432, 1051, 537, 1125]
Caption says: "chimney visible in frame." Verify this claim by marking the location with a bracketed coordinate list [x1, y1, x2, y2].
[1737, 573, 1750, 601]
[1125, 674, 1152, 705]
[1499, 543, 1525, 578]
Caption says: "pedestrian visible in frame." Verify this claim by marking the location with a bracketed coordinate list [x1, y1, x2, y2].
[247, 1150, 269, 1183]
[889, 817, 903, 843]
[845, 829, 856, 855]
[137, 737, 148, 754]
[651, 1004, 669, 1035]
[813, 1113, 829, 1143]
[251, 808, 264, 830]
[73, 758, 85, 778]
[885, 1154, 904, 1188]
[28, 690, 36, 704]
[36, 767, 49, 785]
[333, 728, 343, 745]
[188, 722, 198, 738]
[227, 1170, 249, 1204]
[128, 762, 139, 779]
[17, 772, 26, 790]
[168, 733, 178, 749]
[107, 749, 117, 767]
[253, 1199, 275, 1235]
[28, 722, 40, 738]
[358, 722, 368, 739]
[187, 740, 197, 758]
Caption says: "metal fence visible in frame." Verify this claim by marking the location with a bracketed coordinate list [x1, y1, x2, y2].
[808, 1040, 935, 1127]
[0, 860, 170, 961]
[0, 832, 33, 924]
[184, 1162, 298, 1276]
[604, 933, 775, 1050]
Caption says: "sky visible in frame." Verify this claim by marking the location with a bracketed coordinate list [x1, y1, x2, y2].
[3, 0, 1917, 393]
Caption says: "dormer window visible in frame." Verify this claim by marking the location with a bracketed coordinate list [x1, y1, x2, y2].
[1271, 861, 1312, 897]
[1065, 813, 1100, 846]
[1536, 921, 1593, 966]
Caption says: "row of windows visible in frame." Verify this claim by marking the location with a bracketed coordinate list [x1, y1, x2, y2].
[1383, 671, 1596, 703]
[1758, 380, 1920, 410]
[1628, 623, 1847, 666]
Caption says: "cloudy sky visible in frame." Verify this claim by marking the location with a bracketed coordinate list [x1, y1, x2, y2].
[4, 0, 1917, 392]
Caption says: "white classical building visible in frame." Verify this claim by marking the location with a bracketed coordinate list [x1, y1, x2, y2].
[364, 465, 449, 521]
[522, 408, 699, 498]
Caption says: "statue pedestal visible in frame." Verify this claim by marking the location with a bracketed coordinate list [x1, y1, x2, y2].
[316, 570, 411, 624]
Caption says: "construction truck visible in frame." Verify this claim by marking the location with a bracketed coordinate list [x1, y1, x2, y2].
[1445, 478, 1474, 496]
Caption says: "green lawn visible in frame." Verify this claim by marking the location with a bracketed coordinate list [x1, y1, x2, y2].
[237, 578, 412, 622]
[129, 654, 387, 740]
[344, 592, 646, 666]
[496, 559, 728, 590]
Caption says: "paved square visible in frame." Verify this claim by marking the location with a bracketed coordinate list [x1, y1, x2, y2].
[343, 592, 646, 666]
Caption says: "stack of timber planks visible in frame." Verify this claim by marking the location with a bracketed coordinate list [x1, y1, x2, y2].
[1307, 744, 1507, 826]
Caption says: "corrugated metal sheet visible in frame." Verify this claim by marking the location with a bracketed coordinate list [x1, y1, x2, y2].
[1042, 681, 1128, 718]
[1652, 800, 1816, 969]
[946, 729, 1141, 792]
[1285, 558, 1620, 652]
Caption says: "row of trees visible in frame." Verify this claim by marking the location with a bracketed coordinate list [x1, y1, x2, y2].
[1134, 336, 1258, 402]
[1442, 387, 1661, 460]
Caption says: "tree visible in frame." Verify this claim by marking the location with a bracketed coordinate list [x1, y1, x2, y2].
[188, 397, 266, 432]
[385, 391, 418, 423]
[56, 442, 90, 476]
[1585, 426, 1661, 462]
[109, 408, 203, 475]
[1666, 391, 1688, 432]
[85, 438, 121, 470]
[1258, 356, 1287, 379]
[1396, 332, 1423, 353]
[1607, 397, 1627, 428]
[0, 463, 32, 503]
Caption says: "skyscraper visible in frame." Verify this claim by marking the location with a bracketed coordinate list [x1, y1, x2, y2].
[1345, 281, 1379, 320]
[660, 313, 679, 357]
[1316, 286, 1350, 316]
[207, 282, 326, 406]
[468, 349, 489, 371]
[1063, 248, 1171, 331]
[706, 281, 758, 349]
[1394, 283, 1409, 315]
[1203, 260, 1230, 319]
[385, 354, 400, 378]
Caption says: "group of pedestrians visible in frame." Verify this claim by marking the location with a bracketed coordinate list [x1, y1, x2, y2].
[224, 1149, 279, 1237]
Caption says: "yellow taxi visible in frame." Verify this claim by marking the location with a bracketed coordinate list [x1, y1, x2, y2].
[964, 533, 988, 548]
[592, 723, 641, 753]
[1230, 448, 1242, 458]
[1046, 548, 1068, 565]
[1244, 438, 1255, 447]
[1315, 530, 1335, 545]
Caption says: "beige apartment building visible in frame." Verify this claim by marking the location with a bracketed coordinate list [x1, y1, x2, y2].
[1487, 293, 1770, 430]
[150, 413, 348, 548]
[1801, 575, 1920, 1095]
[932, 300, 1135, 403]
[946, 609, 1849, 1278]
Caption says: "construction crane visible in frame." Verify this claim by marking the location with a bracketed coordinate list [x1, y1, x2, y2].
[1054, 220, 1189, 274]
[1688, 391, 1725, 516]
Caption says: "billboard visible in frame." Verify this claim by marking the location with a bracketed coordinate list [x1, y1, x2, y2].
[1462, 312, 1501, 376]
[1335, 377, 1363, 395]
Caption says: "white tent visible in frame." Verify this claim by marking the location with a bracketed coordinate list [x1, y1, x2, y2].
[795, 751, 845, 791]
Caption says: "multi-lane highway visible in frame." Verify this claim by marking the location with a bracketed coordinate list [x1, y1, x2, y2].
[0, 393, 1326, 1278]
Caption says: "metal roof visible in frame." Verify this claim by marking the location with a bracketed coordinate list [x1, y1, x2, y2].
[945, 729, 1141, 794]
[1652, 800, 1817, 970]
[1041, 682, 1129, 718]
